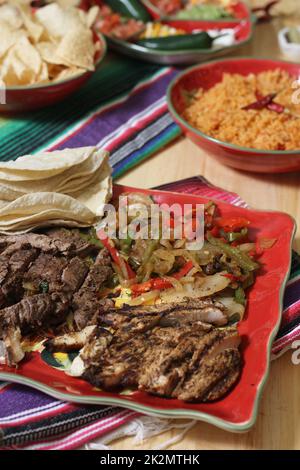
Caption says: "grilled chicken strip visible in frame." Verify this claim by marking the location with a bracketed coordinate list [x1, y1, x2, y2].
[45, 325, 97, 353]
[70, 327, 113, 377]
[178, 349, 241, 402]
[97, 298, 228, 328]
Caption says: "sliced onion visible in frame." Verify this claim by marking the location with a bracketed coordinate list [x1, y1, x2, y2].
[239, 243, 255, 253]
[123, 290, 159, 306]
[160, 239, 173, 249]
[217, 295, 246, 320]
[173, 239, 186, 249]
[162, 275, 183, 291]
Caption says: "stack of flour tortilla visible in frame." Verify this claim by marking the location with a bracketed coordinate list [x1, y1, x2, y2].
[0, 146, 112, 233]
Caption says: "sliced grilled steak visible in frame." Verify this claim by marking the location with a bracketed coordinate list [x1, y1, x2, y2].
[0, 292, 70, 336]
[61, 257, 89, 292]
[23, 253, 68, 294]
[44, 228, 98, 257]
[0, 259, 9, 285]
[0, 233, 74, 257]
[0, 248, 39, 308]
[73, 249, 113, 329]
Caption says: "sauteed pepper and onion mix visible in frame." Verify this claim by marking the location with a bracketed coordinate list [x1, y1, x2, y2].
[95, 193, 276, 322]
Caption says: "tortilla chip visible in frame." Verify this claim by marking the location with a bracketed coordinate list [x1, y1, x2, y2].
[0, 21, 26, 59]
[20, 8, 44, 43]
[54, 66, 86, 82]
[36, 41, 65, 65]
[34, 4, 86, 39]
[0, 2, 98, 86]
[86, 5, 99, 28]
[0, 3, 23, 29]
[56, 27, 95, 71]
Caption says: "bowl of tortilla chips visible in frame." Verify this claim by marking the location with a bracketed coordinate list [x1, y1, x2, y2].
[0, 2, 106, 112]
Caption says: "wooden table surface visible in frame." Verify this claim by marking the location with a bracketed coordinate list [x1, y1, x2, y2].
[113, 18, 300, 450]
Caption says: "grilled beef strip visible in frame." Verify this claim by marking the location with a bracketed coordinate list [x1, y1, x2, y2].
[73, 248, 113, 329]
[0, 233, 75, 257]
[61, 257, 90, 293]
[0, 292, 70, 336]
[0, 248, 39, 308]
[23, 253, 69, 294]
[44, 227, 99, 257]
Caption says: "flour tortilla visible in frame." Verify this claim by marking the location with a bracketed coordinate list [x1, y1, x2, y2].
[0, 192, 95, 221]
[73, 161, 112, 216]
[0, 147, 95, 181]
[0, 146, 112, 232]
[0, 148, 109, 200]
[0, 219, 88, 235]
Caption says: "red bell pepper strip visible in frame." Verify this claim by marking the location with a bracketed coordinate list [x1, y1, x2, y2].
[173, 260, 194, 279]
[215, 217, 250, 232]
[221, 273, 241, 282]
[98, 230, 136, 279]
[131, 260, 194, 295]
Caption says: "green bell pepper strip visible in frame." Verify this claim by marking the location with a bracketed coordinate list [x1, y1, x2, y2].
[235, 286, 246, 306]
[207, 233, 259, 272]
[104, 0, 151, 22]
[226, 227, 248, 243]
[137, 32, 214, 51]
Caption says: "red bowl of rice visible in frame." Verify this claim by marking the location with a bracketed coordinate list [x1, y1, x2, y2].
[167, 57, 300, 173]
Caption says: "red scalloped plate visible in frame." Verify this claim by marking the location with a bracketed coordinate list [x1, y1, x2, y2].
[0, 184, 295, 432]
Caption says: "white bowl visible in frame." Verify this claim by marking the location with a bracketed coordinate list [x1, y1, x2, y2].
[278, 27, 300, 62]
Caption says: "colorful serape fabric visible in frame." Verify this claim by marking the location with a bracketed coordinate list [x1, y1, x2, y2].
[0, 55, 180, 178]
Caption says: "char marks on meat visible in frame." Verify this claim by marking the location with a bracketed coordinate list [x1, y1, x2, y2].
[94, 298, 228, 329]
[71, 304, 241, 402]
[0, 229, 114, 357]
